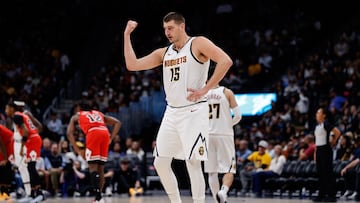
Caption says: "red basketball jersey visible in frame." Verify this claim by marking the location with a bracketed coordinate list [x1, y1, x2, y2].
[78, 110, 107, 134]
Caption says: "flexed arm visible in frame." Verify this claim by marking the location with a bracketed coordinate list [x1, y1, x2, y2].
[123, 20, 165, 71]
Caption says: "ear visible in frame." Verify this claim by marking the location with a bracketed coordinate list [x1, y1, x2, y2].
[180, 22, 185, 30]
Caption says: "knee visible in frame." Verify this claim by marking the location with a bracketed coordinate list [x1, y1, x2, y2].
[153, 157, 171, 171]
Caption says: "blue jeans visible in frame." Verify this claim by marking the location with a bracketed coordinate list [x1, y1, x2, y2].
[252, 170, 279, 196]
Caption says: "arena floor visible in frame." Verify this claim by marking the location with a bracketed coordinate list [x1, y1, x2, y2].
[33, 196, 351, 203]
[9, 191, 352, 203]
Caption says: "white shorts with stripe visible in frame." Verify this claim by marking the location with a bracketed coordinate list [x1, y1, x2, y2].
[204, 134, 236, 173]
[154, 101, 209, 160]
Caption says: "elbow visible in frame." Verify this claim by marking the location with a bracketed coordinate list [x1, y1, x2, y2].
[126, 65, 136, 71]
[125, 63, 139, 71]
[225, 57, 233, 69]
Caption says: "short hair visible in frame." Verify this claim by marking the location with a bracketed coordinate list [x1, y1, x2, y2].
[78, 102, 92, 111]
[163, 12, 185, 24]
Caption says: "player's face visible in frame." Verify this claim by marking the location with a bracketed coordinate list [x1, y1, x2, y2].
[163, 20, 184, 43]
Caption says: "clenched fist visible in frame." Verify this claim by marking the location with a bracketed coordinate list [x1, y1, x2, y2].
[124, 20, 138, 35]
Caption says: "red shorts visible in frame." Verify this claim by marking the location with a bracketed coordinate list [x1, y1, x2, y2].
[25, 134, 42, 162]
[85, 129, 110, 162]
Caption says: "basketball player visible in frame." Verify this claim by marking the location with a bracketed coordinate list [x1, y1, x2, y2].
[5, 100, 45, 202]
[205, 85, 241, 203]
[0, 124, 14, 200]
[67, 103, 121, 203]
[124, 12, 232, 203]
[313, 107, 341, 202]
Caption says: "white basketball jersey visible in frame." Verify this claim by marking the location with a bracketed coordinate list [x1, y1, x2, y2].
[163, 37, 210, 107]
[207, 86, 234, 136]
[13, 122, 22, 141]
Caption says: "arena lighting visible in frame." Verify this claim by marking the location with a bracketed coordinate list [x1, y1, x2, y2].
[233, 93, 277, 116]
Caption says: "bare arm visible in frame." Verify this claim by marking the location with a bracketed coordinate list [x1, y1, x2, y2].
[73, 165, 86, 179]
[24, 111, 43, 133]
[187, 37, 233, 101]
[66, 114, 80, 155]
[124, 20, 165, 71]
[330, 127, 341, 146]
[104, 115, 122, 142]
[341, 158, 360, 176]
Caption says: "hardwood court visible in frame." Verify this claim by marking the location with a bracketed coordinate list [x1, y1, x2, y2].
[21, 192, 350, 203]
[35, 196, 351, 203]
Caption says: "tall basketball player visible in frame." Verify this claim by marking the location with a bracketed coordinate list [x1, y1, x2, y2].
[124, 12, 232, 203]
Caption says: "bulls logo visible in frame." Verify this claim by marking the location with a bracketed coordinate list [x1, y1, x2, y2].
[29, 150, 37, 161]
[85, 148, 92, 161]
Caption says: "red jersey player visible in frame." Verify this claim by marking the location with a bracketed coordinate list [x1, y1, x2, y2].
[67, 103, 121, 203]
[0, 125, 14, 200]
[5, 100, 44, 201]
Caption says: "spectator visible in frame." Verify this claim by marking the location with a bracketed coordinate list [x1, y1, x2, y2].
[46, 111, 63, 142]
[239, 140, 272, 196]
[328, 89, 348, 113]
[41, 138, 52, 159]
[339, 136, 360, 200]
[298, 134, 316, 161]
[126, 140, 145, 162]
[36, 157, 50, 193]
[252, 145, 286, 197]
[335, 133, 353, 161]
[44, 143, 64, 196]
[113, 157, 143, 196]
[282, 140, 299, 161]
[235, 139, 252, 170]
[60, 160, 90, 197]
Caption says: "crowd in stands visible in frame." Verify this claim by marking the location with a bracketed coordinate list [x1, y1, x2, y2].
[1, 0, 360, 200]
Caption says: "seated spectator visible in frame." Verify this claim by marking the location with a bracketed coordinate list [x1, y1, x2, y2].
[108, 141, 126, 167]
[44, 142, 64, 196]
[298, 134, 316, 161]
[252, 145, 286, 197]
[335, 133, 353, 161]
[126, 139, 145, 162]
[126, 139, 145, 177]
[36, 156, 50, 193]
[64, 141, 88, 171]
[339, 137, 360, 200]
[46, 111, 63, 142]
[282, 141, 298, 161]
[113, 157, 143, 196]
[103, 157, 115, 197]
[239, 140, 272, 196]
[235, 139, 252, 170]
[41, 138, 52, 159]
[60, 160, 90, 197]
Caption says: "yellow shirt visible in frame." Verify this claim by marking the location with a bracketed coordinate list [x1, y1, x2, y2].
[247, 151, 272, 169]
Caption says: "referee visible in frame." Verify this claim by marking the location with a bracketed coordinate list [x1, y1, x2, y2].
[313, 107, 341, 202]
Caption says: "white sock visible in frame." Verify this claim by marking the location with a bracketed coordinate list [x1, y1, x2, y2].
[18, 163, 31, 196]
[221, 185, 229, 194]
